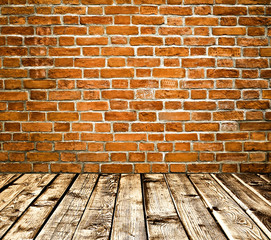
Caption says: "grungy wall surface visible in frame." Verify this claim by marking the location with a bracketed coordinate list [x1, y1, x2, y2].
[0, 0, 270, 173]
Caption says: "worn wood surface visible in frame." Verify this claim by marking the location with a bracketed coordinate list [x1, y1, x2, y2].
[165, 174, 227, 240]
[36, 174, 98, 240]
[3, 174, 75, 240]
[143, 174, 189, 240]
[0, 174, 20, 191]
[0, 173, 270, 240]
[72, 174, 119, 240]
[213, 173, 271, 239]
[0, 174, 55, 238]
[0, 174, 47, 212]
[111, 174, 147, 240]
[235, 174, 271, 202]
[190, 174, 268, 240]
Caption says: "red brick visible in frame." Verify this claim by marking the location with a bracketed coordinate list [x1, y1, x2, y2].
[0, 163, 32, 173]
[105, 112, 137, 121]
[153, 69, 185, 78]
[165, 153, 198, 162]
[106, 26, 138, 35]
[49, 69, 82, 79]
[208, 47, 241, 57]
[185, 123, 219, 132]
[130, 101, 162, 110]
[54, 6, 86, 14]
[186, 17, 218, 26]
[160, 6, 192, 15]
[182, 58, 215, 67]
[49, 48, 80, 56]
[236, 59, 268, 68]
[187, 164, 219, 173]
[4, 142, 34, 151]
[78, 153, 109, 162]
[77, 102, 108, 111]
[129, 153, 145, 162]
[135, 164, 151, 173]
[51, 163, 81, 173]
[55, 142, 86, 151]
[132, 16, 164, 25]
[239, 17, 271, 26]
[102, 90, 134, 99]
[22, 123, 52, 132]
[0, 112, 28, 121]
[80, 16, 112, 25]
[105, 6, 139, 14]
[101, 69, 134, 78]
[28, 16, 61, 25]
[132, 123, 164, 132]
[184, 101, 216, 110]
[152, 164, 168, 173]
[240, 164, 271, 173]
[214, 6, 247, 15]
[184, 37, 215, 46]
[0, 69, 27, 78]
[130, 37, 163, 46]
[156, 47, 189, 56]
[102, 47, 134, 56]
[237, 100, 269, 109]
[47, 112, 79, 121]
[27, 152, 59, 162]
[159, 112, 190, 121]
[81, 133, 113, 141]
[207, 69, 239, 78]
[213, 27, 246, 35]
[81, 113, 103, 121]
[101, 164, 133, 173]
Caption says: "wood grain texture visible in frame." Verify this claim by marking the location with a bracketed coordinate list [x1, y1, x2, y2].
[111, 174, 147, 240]
[165, 174, 227, 240]
[0, 174, 20, 191]
[190, 174, 268, 240]
[143, 174, 189, 240]
[72, 174, 120, 240]
[214, 173, 271, 239]
[0, 174, 55, 238]
[36, 174, 98, 240]
[259, 174, 271, 183]
[0, 174, 48, 212]
[235, 174, 271, 203]
[2, 174, 75, 240]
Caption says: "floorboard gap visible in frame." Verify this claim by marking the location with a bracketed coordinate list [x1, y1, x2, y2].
[70, 174, 101, 240]
[164, 174, 191, 240]
[0, 174, 22, 194]
[108, 174, 121, 240]
[141, 174, 149, 240]
[32, 174, 79, 240]
[0, 174, 59, 239]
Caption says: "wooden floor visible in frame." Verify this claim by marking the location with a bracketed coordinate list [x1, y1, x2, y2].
[0, 174, 271, 240]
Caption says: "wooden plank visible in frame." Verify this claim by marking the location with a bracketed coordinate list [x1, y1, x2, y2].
[2, 174, 75, 240]
[0, 174, 55, 238]
[72, 174, 120, 240]
[235, 174, 271, 203]
[259, 174, 271, 183]
[0, 174, 21, 190]
[213, 174, 271, 239]
[35, 174, 98, 240]
[190, 174, 268, 240]
[143, 174, 189, 240]
[0, 174, 49, 212]
[165, 174, 227, 240]
[111, 174, 147, 240]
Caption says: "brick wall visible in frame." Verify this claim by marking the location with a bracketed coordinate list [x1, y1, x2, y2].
[0, 0, 270, 173]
